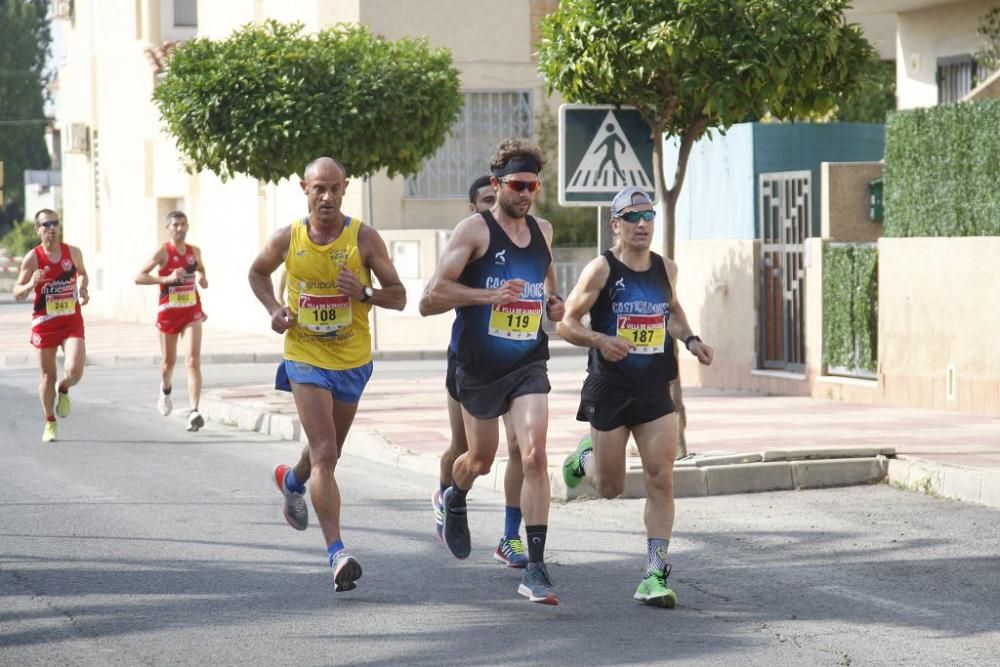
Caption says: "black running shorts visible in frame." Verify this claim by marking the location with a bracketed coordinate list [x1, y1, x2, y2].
[445, 348, 459, 402]
[456, 360, 550, 419]
[576, 374, 675, 431]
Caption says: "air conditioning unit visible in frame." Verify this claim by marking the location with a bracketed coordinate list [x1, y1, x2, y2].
[66, 123, 90, 154]
[51, 0, 73, 20]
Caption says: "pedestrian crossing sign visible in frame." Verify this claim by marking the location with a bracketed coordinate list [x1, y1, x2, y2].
[559, 104, 656, 206]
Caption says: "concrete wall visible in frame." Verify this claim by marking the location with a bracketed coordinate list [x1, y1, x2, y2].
[362, 0, 555, 232]
[877, 237, 1000, 415]
[673, 239, 761, 390]
[667, 124, 756, 241]
[821, 162, 885, 242]
[895, 0, 996, 109]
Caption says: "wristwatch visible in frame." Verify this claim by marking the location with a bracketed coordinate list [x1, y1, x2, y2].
[360, 286, 374, 302]
[684, 335, 702, 350]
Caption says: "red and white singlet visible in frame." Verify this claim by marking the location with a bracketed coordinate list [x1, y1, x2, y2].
[30, 243, 85, 349]
[156, 242, 207, 335]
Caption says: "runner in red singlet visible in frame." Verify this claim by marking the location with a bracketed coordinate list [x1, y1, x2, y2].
[135, 211, 208, 431]
[12, 209, 89, 443]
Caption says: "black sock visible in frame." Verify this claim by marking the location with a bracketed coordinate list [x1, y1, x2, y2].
[447, 484, 468, 507]
[525, 524, 547, 563]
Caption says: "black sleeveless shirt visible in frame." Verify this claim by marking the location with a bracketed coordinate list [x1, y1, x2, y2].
[587, 249, 677, 389]
[455, 211, 551, 382]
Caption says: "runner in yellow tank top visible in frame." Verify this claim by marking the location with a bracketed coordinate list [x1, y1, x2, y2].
[249, 157, 406, 592]
[284, 215, 371, 370]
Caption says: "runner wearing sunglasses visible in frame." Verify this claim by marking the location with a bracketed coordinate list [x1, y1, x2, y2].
[557, 186, 713, 609]
[13, 209, 90, 442]
[430, 175, 534, 569]
[420, 139, 565, 604]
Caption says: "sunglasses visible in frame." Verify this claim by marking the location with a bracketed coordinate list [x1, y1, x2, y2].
[617, 210, 655, 224]
[38, 220, 60, 229]
[500, 179, 541, 193]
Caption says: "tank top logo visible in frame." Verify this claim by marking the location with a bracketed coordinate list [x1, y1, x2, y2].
[494, 249, 506, 265]
[610, 276, 626, 298]
[185, 253, 195, 265]
[61, 258, 73, 271]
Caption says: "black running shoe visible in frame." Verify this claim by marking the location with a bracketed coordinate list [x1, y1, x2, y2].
[442, 486, 471, 559]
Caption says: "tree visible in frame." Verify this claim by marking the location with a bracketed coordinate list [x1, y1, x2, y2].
[153, 20, 463, 183]
[0, 0, 52, 232]
[975, 6, 1000, 75]
[538, 0, 875, 454]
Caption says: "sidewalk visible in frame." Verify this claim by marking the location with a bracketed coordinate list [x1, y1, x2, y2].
[4, 300, 999, 508]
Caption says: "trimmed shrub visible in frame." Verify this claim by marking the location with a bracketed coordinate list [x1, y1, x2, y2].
[823, 242, 877, 376]
[884, 100, 1000, 237]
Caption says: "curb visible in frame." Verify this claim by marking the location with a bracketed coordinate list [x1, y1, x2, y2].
[0, 343, 587, 369]
[200, 392, 894, 502]
[886, 457, 1000, 510]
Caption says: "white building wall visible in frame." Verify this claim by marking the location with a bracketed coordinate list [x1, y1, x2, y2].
[895, 0, 995, 108]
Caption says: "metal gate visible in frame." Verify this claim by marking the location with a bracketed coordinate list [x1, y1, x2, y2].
[759, 171, 810, 372]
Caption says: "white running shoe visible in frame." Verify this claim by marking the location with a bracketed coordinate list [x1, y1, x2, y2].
[187, 409, 205, 432]
[158, 387, 172, 416]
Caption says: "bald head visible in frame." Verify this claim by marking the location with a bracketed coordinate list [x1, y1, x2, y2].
[303, 157, 347, 180]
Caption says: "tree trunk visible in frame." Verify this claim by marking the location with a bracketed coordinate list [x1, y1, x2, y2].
[657, 123, 704, 459]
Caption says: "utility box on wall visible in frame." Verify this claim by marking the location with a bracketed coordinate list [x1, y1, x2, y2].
[869, 177, 884, 222]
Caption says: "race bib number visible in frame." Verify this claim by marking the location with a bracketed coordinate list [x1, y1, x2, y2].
[489, 300, 542, 340]
[298, 293, 351, 333]
[617, 314, 666, 354]
[45, 293, 77, 318]
[167, 284, 196, 308]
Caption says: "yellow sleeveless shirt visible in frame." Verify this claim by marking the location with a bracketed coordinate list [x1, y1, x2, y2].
[283, 217, 372, 370]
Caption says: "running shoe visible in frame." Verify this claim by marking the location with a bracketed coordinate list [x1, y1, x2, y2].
[431, 487, 445, 543]
[158, 387, 172, 416]
[633, 564, 677, 608]
[562, 434, 593, 489]
[55, 391, 71, 418]
[331, 551, 362, 592]
[187, 409, 205, 432]
[42, 420, 57, 443]
[441, 486, 471, 559]
[272, 464, 308, 531]
[517, 562, 558, 605]
[494, 535, 528, 568]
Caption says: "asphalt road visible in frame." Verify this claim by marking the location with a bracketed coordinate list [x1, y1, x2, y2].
[2, 364, 999, 666]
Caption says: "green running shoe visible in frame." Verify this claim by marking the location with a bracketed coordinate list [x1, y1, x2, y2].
[634, 565, 677, 608]
[42, 420, 57, 443]
[55, 391, 71, 418]
[561, 435, 593, 489]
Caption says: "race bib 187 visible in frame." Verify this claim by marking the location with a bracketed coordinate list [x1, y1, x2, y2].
[616, 314, 665, 354]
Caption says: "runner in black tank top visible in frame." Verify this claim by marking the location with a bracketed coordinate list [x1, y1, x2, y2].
[419, 139, 565, 605]
[556, 187, 714, 610]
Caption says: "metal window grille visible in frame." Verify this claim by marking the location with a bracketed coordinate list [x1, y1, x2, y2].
[937, 55, 989, 104]
[173, 0, 197, 27]
[406, 91, 533, 198]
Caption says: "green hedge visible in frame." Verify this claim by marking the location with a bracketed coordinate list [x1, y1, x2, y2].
[884, 100, 1000, 237]
[823, 243, 877, 376]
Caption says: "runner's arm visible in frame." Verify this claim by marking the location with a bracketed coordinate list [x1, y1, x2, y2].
[357, 226, 406, 310]
[419, 216, 521, 316]
[556, 256, 634, 361]
[536, 218, 565, 322]
[134, 247, 172, 286]
[70, 246, 90, 306]
[12, 252, 39, 301]
[248, 226, 292, 318]
[664, 259, 713, 365]
[194, 247, 208, 289]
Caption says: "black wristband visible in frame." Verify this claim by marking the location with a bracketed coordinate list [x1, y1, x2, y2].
[684, 335, 702, 350]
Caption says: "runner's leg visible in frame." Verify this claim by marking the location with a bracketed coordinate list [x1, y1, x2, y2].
[184, 322, 203, 410]
[37, 346, 58, 419]
[633, 414, 679, 540]
[60, 337, 85, 392]
[160, 332, 178, 392]
[586, 425, 630, 498]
